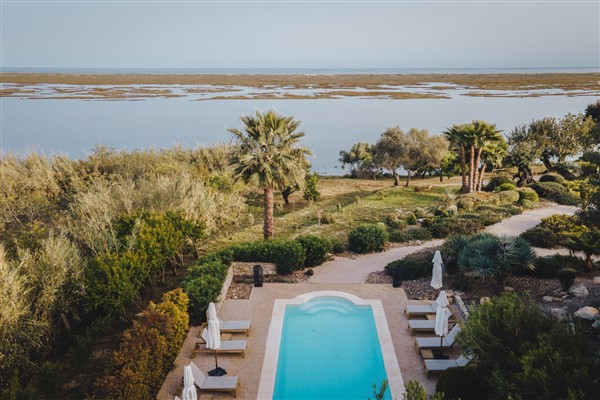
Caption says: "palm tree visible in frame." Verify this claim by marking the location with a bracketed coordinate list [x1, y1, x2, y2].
[470, 121, 505, 191]
[444, 124, 475, 193]
[228, 110, 311, 239]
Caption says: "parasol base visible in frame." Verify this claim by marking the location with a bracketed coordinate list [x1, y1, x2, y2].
[208, 367, 227, 376]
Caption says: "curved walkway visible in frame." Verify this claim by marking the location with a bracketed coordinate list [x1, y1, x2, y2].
[310, 204, 578, 284]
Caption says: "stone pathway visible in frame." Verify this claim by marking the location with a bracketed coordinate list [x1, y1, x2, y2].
[310, 204, 578, 284]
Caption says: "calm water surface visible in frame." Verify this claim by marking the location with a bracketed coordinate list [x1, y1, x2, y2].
[1, 91, 597, 174]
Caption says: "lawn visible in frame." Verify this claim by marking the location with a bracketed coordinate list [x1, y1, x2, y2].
[204, 175, 461, 252]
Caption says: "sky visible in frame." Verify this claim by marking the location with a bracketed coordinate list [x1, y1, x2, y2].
[1, 0, 599, 69]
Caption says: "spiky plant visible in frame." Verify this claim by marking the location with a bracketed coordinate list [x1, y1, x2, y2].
[228, 110, 312, 239]
[458, 234, 535, 292]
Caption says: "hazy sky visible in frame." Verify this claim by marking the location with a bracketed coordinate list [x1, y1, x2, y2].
[1, 1, 599, 69]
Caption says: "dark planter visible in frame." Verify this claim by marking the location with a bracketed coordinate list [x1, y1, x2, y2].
[253, 264, 264, 287]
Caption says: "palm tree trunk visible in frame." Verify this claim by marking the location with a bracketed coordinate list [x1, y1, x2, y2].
[264, 187, 274, 239]
[460, 146, 467, 193]
[474, 147, 483, 191]
[478, 164, 486, 191]
[469, 145, 475, 192]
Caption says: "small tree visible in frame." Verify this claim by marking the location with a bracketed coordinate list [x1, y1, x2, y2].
[303, 172, 320, 201]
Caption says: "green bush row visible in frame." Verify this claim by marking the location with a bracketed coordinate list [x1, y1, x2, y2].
[384, 248, 438, 280]
[98, 289, 189, 400]
[229, 234, 334, 273]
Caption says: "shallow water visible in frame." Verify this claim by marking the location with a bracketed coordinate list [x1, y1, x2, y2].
[1, 89, 597, 174]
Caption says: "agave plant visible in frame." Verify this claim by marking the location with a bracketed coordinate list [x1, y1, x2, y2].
[458, 234, 535, 292]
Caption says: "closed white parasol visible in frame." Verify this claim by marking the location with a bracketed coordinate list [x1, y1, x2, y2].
[430, 250, 443, 289]
[181, 364, 197, 400]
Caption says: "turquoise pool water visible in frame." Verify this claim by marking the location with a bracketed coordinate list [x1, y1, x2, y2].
[273, 297, 390, 400]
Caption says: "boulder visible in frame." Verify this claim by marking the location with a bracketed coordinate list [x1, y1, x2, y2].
[573, 306, 599, 320]
[504, 286, 515, 293]
[592, 320, 600, 329]
[550, 308, 568, 321]
[593, 276, 600, 285]
[480, 297, 491, 305]
[568, 284, 589, 298]
[542, 296, 554, 303]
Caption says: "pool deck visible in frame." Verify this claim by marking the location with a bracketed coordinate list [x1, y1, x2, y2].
[159, 283, 439, 399]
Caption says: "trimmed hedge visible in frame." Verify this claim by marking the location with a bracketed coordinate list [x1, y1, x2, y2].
[517, 187, 539, 204]
[296, 235, 332, 267]
[530, 182, 579, 205]
[231, 240, 305, 274]
[539, 173, 565, 184]
[497, 190, 520, 204]
[347, 223, 388, 253]
[495, 182, 517, 192]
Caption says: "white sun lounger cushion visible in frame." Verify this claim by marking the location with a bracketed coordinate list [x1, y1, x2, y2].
[218, 319, 251, 332]
[189, 361, 239, 390]
[415, 325, 461, 349]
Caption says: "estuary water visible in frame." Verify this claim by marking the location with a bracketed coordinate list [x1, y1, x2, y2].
[1, 74, 598, 174]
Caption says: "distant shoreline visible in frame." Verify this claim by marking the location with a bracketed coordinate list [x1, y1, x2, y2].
[2, 72, 599, 87]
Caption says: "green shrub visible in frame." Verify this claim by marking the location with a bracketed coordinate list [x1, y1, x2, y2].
[497, 189, 520, 204]
[460, 211, 503, 226]
[402, 380, 427, 400]
[347, 224, 388, 253]
[427, 217, 485, 238]
[303, 172, 320, 201]
[386, 214, 406, 229]
[405, 212, 418, 225]
[384, 248, 436, 280]
[458, 293, 594, 399]
[520, 226, 559, 248]
[495, 182, 517, 191]
[539, 173, 565, 184]
[183, 273, 223, 323]
[407, 227, 433, 241]
[414, 207, 427, 218]
[527, 255, 587, 278]
[558, 268, 576, 290]
[530, 182, 578, 205]
[231, 240, 305, 274]
[98, 289, 189, 400]
[269, 240, 306, 274]
[456, 196, 477, 211]
[304, 268, 314, 276]
[295, 235, 332, 267]
[329, 238, 345, 254]
[517, 187, 539, 203]
[388, 227, 432, 243]
[485, 173, 514, 192]
[434, 208, 450, 218]
[436, 366, 483, 400]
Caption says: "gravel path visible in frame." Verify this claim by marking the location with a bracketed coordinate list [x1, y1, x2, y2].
[310, 204, 578, 284]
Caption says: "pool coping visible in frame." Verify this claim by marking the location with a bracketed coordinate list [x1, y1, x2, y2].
[257, 290, 404, 399]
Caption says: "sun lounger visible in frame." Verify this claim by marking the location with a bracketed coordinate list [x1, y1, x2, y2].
[197, 328, 247, 357]
[415, 325, 461, 350]
[408, 312, 452, 334]
[424, 354, 473, 377]
[405, 300, 439, 317]
[189, 361, 240, 397]
[218, 318, 251, 336]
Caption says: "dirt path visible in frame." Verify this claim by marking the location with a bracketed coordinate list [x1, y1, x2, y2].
[310, 204, 578, 284]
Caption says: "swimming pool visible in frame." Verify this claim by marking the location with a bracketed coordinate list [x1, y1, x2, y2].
[258, 291, 403, 400]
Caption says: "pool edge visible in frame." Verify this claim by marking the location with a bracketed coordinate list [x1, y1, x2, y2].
[257, 290, 404, 400]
